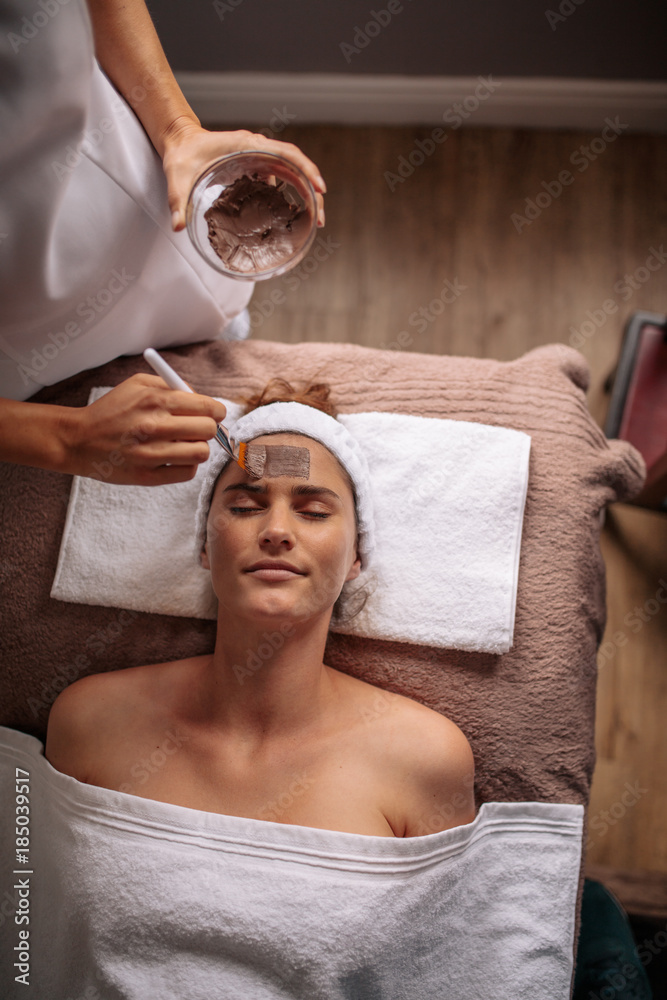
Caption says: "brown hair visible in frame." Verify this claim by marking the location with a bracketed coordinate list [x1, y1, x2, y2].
[236, 378, 370, 627]
[240, 378, 337, 418]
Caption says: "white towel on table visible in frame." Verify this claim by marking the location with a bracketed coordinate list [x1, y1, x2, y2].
[0, 725, 582, 1000]
[50, 388, 531, 653]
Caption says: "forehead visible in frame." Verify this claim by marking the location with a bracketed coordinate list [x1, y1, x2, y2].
[215, 432, 353, 493]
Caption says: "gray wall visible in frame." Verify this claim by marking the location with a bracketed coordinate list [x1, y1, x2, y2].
[150, 0, 667, 80]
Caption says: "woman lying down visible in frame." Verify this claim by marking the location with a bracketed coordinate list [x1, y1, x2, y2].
[46, 380, 476, 838]
[3, 382, 584, 1000]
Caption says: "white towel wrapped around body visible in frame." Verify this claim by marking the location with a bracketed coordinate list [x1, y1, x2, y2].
[51, 389, 531, 653]
[1, 726, 581, 1000]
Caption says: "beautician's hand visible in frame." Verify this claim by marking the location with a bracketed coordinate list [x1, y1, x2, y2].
[161, 122, 327, 232]
[55, 374, 226, 486]
[84, 2, 326, 233]
[0, 378, 223, 484]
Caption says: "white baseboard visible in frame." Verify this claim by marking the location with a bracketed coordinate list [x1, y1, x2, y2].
[175, 72, 667, 133]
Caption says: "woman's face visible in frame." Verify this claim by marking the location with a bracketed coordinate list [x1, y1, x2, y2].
[202, 432, 361, 627]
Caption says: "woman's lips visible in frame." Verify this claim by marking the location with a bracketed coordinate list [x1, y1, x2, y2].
[247, 568, 304, 581]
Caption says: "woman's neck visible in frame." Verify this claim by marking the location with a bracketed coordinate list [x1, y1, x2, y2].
[185, 615, 340, 749]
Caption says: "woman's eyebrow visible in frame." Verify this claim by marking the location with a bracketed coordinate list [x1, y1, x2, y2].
[221, 482, 341, 502]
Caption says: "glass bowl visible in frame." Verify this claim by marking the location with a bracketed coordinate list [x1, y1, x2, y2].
[185, 151, 318, 281]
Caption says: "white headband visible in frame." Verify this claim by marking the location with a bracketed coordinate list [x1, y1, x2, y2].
[194, 401, 375, 569]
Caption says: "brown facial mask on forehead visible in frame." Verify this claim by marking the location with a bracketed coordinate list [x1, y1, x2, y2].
[238, 443, 310, 480]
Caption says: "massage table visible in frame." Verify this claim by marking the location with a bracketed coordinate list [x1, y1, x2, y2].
[0, 338, 645, 998]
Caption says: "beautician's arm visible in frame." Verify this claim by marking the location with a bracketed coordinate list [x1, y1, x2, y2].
[85, 0, 327, 229]
[0, 375, 225, 485]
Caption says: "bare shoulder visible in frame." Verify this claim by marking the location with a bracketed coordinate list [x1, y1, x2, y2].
[45, 659, 187, 781]
[392, 692, 475, 764]
[369, 688, 477, 838]
[335, 669, 472, 759]
[46, 668, 133, 780]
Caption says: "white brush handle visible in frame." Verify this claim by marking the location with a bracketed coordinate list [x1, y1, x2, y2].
[143, 348, 192, 392]
[143, 348, 237, 459]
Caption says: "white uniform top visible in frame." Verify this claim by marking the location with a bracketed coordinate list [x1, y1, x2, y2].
[0, 0, 254, 401]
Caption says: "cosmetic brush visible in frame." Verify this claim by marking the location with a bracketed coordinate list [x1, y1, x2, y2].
[142, 348, 289, 478]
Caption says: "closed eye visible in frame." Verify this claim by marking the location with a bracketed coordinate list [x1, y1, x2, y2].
[229, 506, 330, 519]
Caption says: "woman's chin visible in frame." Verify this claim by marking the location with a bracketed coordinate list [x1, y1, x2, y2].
[218, 597, 330, 630]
